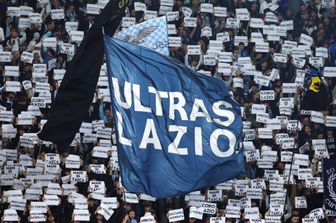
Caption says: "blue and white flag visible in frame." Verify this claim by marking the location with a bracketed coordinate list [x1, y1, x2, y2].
[104, 36, 245, 198]
[114, 16, 169, 55]
[323, 158, 336, 215]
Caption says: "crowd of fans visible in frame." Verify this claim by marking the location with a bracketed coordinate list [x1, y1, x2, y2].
[0, 0, 336, 222]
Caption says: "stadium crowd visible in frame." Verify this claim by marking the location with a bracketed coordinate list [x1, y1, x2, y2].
[0, 0, 336, 222]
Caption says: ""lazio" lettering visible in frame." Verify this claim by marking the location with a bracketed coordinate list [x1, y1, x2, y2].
[112, 77, 238, 158]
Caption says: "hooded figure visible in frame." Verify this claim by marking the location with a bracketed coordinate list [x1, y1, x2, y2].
[300, 67, 328, 111]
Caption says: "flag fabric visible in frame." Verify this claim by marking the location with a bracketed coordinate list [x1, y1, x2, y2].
[300, 67, 328, 111]
[323, 158, 336, 214]
[37, 0, 129, 148]
[114, 16, 169, 55]
[104, 36, 245, 198]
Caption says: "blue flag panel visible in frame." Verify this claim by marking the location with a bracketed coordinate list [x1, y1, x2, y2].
[104, 35, 245, 198]
[323, 158, 336, 214]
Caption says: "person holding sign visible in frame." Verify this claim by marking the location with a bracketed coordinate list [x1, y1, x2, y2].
[5, 28, 26, 52]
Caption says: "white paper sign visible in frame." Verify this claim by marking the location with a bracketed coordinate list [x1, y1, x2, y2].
[70, 31, 84, 43]
[5, 66, 19, 77]
[226, 18, 238, 29]
[200, 202, 216, 215]
[31, 97, 46, 108]
[254, 73, 270, 87]
[18, 18, 31, 29]
[166, 11, 179, 22]
[225, 206, 240, 218]
[295, 196, 307, 208]
[21, 51, 33, 63]
[134, 2, 146, 11]
[168, 37, 182, 48]
[66, 155, 80, 169]
[189, 206, 203, 220]
[29, 13, 42, 24]
[3, 209, 20, 221]
[200, 3, 213, 13]
[309, 208, 324, 219]
[326, 116, 336, 127]
[323, 67, 336, 77]
[42, 37, 57, 48]
[234, 36, 248, 46]
[124, 192, 139, 203]
[65, 22, 78, 33]
[207, 190, 222, 202]
[245, 207, 260, 219]
[210, 217, 225, 223]
[5, 81, 21, 92]
[188, 45, 201, 55]
[121, 17, 136, 28]
[309, 57, 324, 68]
[258, 128, 273, 139]
[282, 83, 297, 94]
[316, 47, 328, 58]
[86, 4, 101, 15]
[51, 9, 64, 20]
[250, 18, 264, 28]
[0, 51, 11, 62]
[251, 104, 266, 114]
[168, 209, 184, 222]
[214, 7, 227, 17]
[7, 7, 20, 17]
[60, 43, 75, 55]
[300, 33, 313, 46]
[311, 111, 324, 124]
[73, 209, 90, 221]
[274, 53, 287, 63]
[184, 17, 197, 28]
[280, 20, 293, 30]
[260, 90, 275, 100]
[143, 10, 157, 20]
[182, 7, 192, 17]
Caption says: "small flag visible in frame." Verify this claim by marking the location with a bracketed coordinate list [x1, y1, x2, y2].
[300, 67, 328, 111]
[322, 158, 336, 214]
[104, 36, 245, 198]
[114, 16, 169, 55]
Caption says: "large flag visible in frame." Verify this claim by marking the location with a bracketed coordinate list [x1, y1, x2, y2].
[104, 36, 245, 198]
[114, 16, 169, 55]
[323, 158, 336, 215]
[37, 0, 129, 147]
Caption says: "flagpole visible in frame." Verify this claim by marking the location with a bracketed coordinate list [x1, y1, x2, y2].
[321, 158, 330, 223]
[282, 137, 296, 220]
[283, 93, 300, 220]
